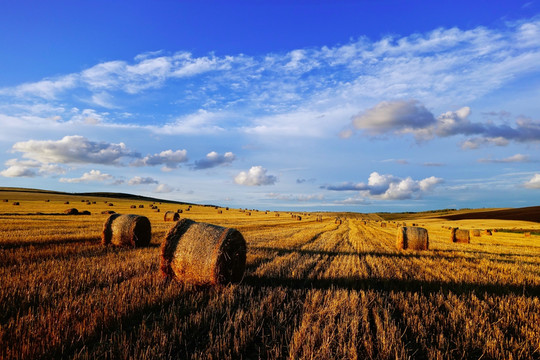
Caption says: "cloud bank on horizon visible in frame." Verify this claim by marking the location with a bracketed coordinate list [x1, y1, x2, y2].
[0, 10, 539, 210]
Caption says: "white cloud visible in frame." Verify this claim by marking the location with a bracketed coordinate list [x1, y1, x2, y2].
[234, 166, 277, 186]
[131, 149, 188, 170]
[128, 176, 159, 185]
[324, 172, 443, 200]
[154, 183, 174, 193]
[348, 100, 540, 147]
[0, 158, 66, 178]
[59, 170, 113, 183]
[193, 151, 235, 170]
[478, 154, 531, 163]
[11, 135, 135, 165]
[352, 100, 436, 136]
[524, 174, 540, 189]
[266, 193, 324, 201]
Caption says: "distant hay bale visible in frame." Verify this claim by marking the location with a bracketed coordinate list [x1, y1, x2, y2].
[80, 210, 91, 215]
[160, 218, 246, 285]
[471, 229, 481, 237]
[297, 215, 302, 221]
[64, 201, 69, 204]
[177, 209, 183, 213]
[247, 212, 251, 216]
[225, 207, 229, 210]
[396, 226, 429, 250]
[101, 210, 116, 214]
[2, 199, 8, 202]
[450, 228, 470, 243]
[130, 205, 137, 209]
[156, 209, 161, 212]
[524, 232, 531, 237]
[381, 223, 387, 228]
[217, 210, 222, 214]
[45, 200, 50, 202]
[13, 202, 20, 206]
[92, 201, 96, 204]
[101, 214, 151, 247]
[164, 211, 180, 222]
[483, 229, 492, 236]
[275, 213, 280, 217]
[64, 208, 79, 215]
[108, 203, 114, 207]
[139, 205, 144, 208]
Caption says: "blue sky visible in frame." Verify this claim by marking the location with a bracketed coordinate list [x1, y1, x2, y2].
[1, 1, 539, 211]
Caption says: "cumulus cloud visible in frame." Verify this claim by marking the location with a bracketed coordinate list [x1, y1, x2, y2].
[349, 100, 540, 147]
[154, 183, 174, 193]
[192, 151, 235, 170]
[323, 172, 443, 200]
[11, 135, 136, 165]
[128, 176, 159, 185]
[352, 100, 436, 136]
[234, 166, 277, 186]
[0, 158, 65, 178]
[524, 174, 540, 189]
[59, 170, 114, 183]
[478, 154, 531, 163]
[131, 149, 188, 170]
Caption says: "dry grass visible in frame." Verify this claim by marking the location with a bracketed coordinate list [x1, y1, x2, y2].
[1, 189, 540, 359]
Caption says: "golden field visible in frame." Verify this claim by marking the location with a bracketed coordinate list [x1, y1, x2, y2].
[1, 188, 539, 359]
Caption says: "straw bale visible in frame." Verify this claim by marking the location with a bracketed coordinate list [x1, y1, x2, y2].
[483, 229, 492, 236]
[396, 226, 429, 250]
[101, 214, 151, 247]
[130, 205, 137, 209]
[80, 210, 91, 215]
[64, 208, 79, 215]
[101, 210, 116, 214]
[139, 205, 144, 208]
[524, 232, 531, 237]
[218, 210, 223, 214]
[164, 211, 180, 222]
[13, 202, 20, 205]
[2, 199, 8, 202]
[160, 218, 246, 285]
[381, 222, 387, 228]
[64, 201, 69, 204]
[177, 209, 183, 213]
[450, 228, 470, 243]
[471, 229, 481, 237]
[297, 215, 302, 221]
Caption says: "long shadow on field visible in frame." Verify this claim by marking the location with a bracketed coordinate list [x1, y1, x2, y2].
[242, 274, 540, 298]
[0, 237, 98, 249]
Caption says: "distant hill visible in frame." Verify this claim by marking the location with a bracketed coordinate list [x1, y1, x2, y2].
[0, 187, 194, 206]
[437, 206, 540, 223]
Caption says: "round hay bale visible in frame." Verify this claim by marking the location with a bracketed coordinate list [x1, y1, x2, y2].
[92, 201, 96, 204]
[396, 226, 429, 250]
[64, 208, 79, 215]
[101, 210, 116, 214]
[297, 215, 302, 221]
[156, 209, 161, 213]
[483, 229, 492, 236]
[524, 232, 531, 237]
[471, 229, 481, 237]
[108, 203, 114, 207]
[139, 205, 144, 208]
[80, 210, 91, 215]
[2, 199, 8, 202]
[13, 202, 20, 206]
[64, 201, 69, 204]
[130, 205, 137, 209]
[225, 207, 229, 210]
[381, 222, 387, 228]
[45, 199, 50, 202]
[275, 213, 280, 217]
[164, 211, 180, 222]
[160, 219, 247, 285]
[101, 214, 151, 247]
[217, 210, 223, 214]
[450, 228, 470, 243]
[177, 209, 183, 213]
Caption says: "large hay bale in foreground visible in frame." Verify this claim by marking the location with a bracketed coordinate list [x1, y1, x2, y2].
[160, 218, 246, 285]
[164, 211, 180, 222]
[450, 228, 470, 243]
[101, 214, 152, 247]
[396, 226, 429, 250]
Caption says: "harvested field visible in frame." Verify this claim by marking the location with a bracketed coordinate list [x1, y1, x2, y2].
[1, 189, 540, 359]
